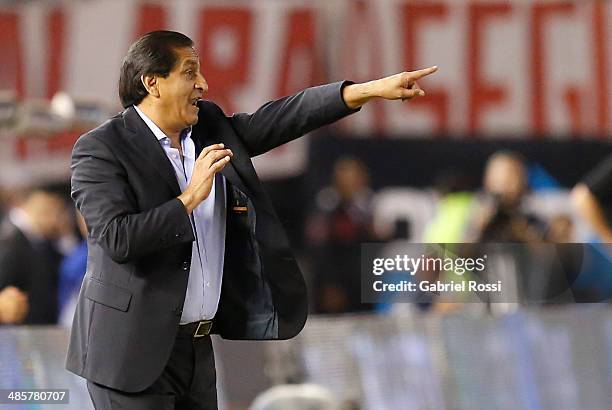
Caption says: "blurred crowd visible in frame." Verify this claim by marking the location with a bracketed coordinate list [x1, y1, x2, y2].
[1, 149, 611, 325]
[301, 150, 612, 314]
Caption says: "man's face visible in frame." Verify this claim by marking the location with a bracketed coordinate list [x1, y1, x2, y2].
[156, 47, 207, 130]
[26, 192, 68, 239]
[484, 156, 526, 206]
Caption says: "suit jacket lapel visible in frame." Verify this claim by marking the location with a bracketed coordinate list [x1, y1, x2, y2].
[124, 102, 256, 198]
[122, 106, 181, 196]
[221, 160, 250, 196]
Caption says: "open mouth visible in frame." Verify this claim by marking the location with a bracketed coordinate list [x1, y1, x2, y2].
[190, 98, 201, 107]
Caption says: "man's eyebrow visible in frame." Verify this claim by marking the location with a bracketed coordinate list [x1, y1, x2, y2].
[182, 60, 198, 69]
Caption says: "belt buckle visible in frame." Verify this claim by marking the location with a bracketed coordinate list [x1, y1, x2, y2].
[194, 321, 212, 338]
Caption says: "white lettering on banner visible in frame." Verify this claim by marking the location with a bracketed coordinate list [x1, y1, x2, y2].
[0, 0, 609, 179]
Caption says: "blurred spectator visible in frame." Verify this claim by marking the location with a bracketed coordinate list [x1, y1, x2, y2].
[0, 285, 29, 324]
[58, 210, 88, 326]
[571, 153, 612, 242]
[468, 151, 545, 243]
[425, 169, 476, 243]
[306, 157, 378, 313]
[447, 152, 547, 310]
[0, 185, 71, 324]
[569, 154, 612, 301]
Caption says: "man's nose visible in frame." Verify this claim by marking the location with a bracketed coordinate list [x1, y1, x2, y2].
[196, 73, 208, 93]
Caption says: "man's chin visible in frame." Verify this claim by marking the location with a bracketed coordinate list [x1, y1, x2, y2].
[185, 111, 199, 126]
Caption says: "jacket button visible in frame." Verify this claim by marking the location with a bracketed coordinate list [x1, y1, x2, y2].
[182, 261, 190, 271]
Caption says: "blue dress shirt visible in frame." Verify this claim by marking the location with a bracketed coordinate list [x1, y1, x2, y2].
[134, 105, 226, 323]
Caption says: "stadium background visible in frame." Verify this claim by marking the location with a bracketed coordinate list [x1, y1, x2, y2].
[0, 0, 611, 409]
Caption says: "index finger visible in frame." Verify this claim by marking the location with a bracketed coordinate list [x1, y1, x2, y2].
[199, 143, 225, 158]
[409, 66, 438, 80]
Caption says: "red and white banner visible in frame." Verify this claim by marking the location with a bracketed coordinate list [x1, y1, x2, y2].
[0, 0, 610, 181]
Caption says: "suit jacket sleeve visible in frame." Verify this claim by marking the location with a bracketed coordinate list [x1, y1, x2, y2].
[71, 133, 195, 264]
[229, 80, 360, 157]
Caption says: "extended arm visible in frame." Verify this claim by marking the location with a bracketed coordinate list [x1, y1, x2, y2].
[229, 81, 358, 157]
[229, 66, 438, 156]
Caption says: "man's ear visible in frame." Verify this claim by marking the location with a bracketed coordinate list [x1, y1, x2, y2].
[141, 74, 160, 98]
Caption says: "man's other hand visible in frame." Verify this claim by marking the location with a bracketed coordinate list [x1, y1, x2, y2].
[178, 143, 233, 214]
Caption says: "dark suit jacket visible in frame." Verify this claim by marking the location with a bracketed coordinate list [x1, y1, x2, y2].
[65, 81, 358, 392]
[0, 220, 61, 324]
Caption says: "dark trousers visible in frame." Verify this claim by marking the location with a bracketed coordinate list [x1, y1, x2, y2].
[86, 333, 217, 410]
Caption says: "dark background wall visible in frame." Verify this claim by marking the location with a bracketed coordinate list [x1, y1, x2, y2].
[263, 136, 612, 248]
[306, 136, 612, 190]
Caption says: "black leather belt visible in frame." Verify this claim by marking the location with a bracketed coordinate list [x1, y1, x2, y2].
[178, 320, 213, 338]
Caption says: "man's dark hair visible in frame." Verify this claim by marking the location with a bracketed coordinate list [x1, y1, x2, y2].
[29, 181, 71, 201]
[118, 30, 194, 108]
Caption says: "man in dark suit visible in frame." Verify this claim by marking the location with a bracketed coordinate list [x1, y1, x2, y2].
[0, 186, 68, 324]
[66, 30, 437, 409]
